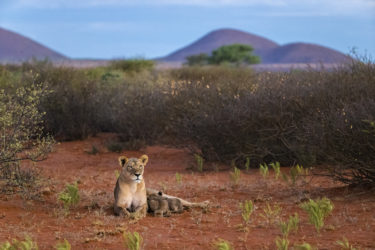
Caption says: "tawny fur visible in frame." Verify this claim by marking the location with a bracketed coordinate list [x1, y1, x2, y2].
[147, 191, 184, 217]
[147, 193, 171, 217]
[114, 155, 149, 220]
[114, 155, 209, 221]
[146, 188, 209, 210]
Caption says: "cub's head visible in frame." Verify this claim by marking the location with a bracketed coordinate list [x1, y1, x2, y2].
[118, 155, 148, 183]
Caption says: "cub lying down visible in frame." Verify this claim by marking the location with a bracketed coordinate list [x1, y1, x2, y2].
[147, 191, 183, 217]
[146, 188, 209, 210]
[113, 155, 209, 219]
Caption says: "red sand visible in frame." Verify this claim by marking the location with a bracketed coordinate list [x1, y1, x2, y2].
[0, 133, 374, 249]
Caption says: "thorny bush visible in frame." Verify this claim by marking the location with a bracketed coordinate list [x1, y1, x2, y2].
[1, 57, 374, 186]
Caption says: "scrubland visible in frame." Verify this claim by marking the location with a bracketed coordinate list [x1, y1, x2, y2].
[0, 58, 374, 249]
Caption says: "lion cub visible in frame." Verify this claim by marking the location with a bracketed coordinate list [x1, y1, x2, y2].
[114, 155, 148, 219]
[147, 191, 183, 217]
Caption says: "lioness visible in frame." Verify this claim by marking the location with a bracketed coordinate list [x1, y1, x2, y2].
[114, 155, 148, 219]
[114, 155, 209, 220]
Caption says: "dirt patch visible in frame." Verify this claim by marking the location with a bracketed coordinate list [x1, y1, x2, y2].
[1, 134, 374, 249]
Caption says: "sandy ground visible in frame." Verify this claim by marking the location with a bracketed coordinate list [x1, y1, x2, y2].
[0, 133, 374, 249]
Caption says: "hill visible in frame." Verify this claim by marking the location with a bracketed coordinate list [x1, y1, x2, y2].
[159, 28, 349, 64]
[263, 42, 349, 63]
[161, 28, 279, 62]
[0, 27, 67, 62]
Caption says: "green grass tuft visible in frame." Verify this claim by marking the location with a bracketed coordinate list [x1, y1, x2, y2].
[213, 238, 233, 250]
[58, 182, 80, 211]
[123, 231, 143, 250]
[239, 200, 254, 225]
[300, 197, 334, 233]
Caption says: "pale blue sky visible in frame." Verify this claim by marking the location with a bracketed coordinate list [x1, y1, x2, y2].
[0, 0, 374, 59]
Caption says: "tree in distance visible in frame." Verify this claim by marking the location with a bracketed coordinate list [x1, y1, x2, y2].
[185, 53, 210, 66]
[186, 44, 261, 66]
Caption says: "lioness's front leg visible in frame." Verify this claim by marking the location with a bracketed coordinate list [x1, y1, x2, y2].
[114, 204, 132, 217]
[129, 203, 147, 220]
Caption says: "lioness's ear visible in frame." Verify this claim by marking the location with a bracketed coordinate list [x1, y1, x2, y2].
[140, 155, 149, 165]
[118, 156, 128, 167]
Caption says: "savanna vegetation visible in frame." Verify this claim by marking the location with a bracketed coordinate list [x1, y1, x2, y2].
[0, 55, 374, 248]
[0, 56, 374, 188]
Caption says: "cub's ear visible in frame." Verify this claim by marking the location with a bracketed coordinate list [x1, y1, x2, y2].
[118, 156, 128, 167]
[140, 155, 149, 165]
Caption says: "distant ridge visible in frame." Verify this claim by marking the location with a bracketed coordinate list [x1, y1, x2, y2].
[160, 28, 349, 64]
[0, 27, 67, 62]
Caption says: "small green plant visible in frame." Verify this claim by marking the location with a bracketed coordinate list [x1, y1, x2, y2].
[289, 164, 305, 185]
[260, 202, 282, 226]
[270, 162, 281, 180]
[175, 172, 182, 185]
[55, 239, 71, 250]
[300, 197, 334, 233]
[123, 231, 143, 250]
[259, 163, 269, 178]
[288, 213, 299, 232]
[239, 200, 254, 225]
[213, 238, 233, 250]
[245, 157, 250, 171]
[279, 221, 289, 237]
[58, 182, 80, 211]
[275, 236, 289, 250]
[294, 242, 315, 250]
[279, 213, 299, 237]
[230, 167, 241, 185]
[336, 237, 357, 250]
[0, 236, 38, 250]
[281, 164, 309, 186]
[194, 154, 204, 172]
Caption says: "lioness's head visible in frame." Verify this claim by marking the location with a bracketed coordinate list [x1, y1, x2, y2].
[118, 155, 148, 183]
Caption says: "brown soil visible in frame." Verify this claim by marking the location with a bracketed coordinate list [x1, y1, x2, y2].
[0, 133, 374, 249]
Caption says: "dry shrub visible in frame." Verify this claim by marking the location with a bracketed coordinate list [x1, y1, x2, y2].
[15, 61, 166, 143]
[0, 79, 54, 195]
[109, 58, 155, 73]
[1, 58, 374, 185]
[304, 60, 375, 185]
[170, 65, 255, 85]
[108, 80, 170, 146]
[168, 59, 375, 185]
[167, 68, 316, 166]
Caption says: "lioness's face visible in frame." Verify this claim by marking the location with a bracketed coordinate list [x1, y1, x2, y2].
[118, 155, 148, 183]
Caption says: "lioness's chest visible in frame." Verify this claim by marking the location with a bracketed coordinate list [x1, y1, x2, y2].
[118, 182, 146, 209]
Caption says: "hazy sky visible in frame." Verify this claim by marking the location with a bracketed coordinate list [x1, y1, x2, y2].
[1, 0, 374, 59]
